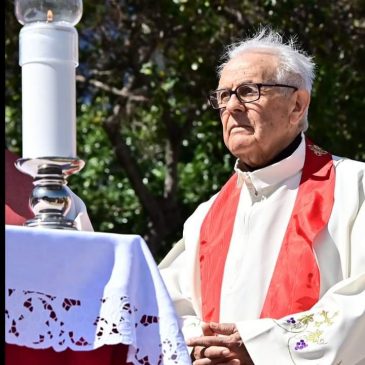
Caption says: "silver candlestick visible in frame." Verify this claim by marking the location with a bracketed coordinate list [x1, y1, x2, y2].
[16, 157, 84, 230]
[14, 0, 84, 230]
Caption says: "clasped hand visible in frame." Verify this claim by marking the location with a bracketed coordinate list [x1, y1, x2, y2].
[186, 322, 254, 365]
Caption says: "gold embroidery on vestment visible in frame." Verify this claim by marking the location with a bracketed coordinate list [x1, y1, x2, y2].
[308, 144, 328, 156]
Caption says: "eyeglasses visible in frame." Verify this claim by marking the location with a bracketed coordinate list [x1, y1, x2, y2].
[208, 83, 298, 109]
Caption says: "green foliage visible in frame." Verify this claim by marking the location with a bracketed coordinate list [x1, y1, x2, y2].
[5, 0, 365, 260]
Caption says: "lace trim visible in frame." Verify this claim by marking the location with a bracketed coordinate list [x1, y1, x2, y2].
[6, 288, 188, 364]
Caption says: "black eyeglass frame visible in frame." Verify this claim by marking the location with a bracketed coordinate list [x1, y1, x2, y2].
[208, 83, 298, 109]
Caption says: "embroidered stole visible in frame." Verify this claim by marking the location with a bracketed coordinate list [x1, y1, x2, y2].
[199, 138, 335, 321]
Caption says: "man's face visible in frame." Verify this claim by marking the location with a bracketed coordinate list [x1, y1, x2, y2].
[218, 51, 301, 168]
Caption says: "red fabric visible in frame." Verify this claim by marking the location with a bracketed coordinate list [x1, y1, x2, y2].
[260, 140, 334, 318]
[199, 138, 335, 322]
[5, 149, 33, 225]
[5, 343, 130, 365]
[199, 174, 241, 322]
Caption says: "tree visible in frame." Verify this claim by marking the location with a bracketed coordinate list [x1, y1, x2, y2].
[5, 0, 365, 259]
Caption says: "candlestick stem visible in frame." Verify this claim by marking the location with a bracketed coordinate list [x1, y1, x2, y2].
[15, 157, 84, 230]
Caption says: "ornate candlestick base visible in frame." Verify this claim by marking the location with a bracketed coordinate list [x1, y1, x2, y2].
[15, 157, 85, 230]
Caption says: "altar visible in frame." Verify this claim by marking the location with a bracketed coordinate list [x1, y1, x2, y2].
[5, 225, 191, 364]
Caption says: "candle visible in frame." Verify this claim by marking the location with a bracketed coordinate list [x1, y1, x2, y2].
[15, 0, 83, 159]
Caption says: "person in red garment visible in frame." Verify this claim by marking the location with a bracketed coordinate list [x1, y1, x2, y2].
[5, 148, 129, 365]
[159, 28, 365, 364]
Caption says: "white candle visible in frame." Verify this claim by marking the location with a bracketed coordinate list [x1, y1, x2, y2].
[19, 23, 78, 158]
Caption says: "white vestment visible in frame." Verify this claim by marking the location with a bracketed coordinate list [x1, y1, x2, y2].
[65, 185, 94, 231]
[159, 135, 365, 365]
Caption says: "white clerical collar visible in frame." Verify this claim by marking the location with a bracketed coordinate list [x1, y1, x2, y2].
[234, 133, 306, 191]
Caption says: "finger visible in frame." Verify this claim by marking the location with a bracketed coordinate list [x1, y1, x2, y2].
[194, 357, 236, 365]
[202, 321, 215, 336]
[187, 335, 233, 348]
[202, 346, 231, 359]
[209, 322, 237, 335]
[193, 358, 216, 365]
[192, 346, 208, 360]
[216, 360, 240, 365]
[192, 346, 230, 360]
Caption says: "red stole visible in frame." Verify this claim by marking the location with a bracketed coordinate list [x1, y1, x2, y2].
[199, 138, 335, 321]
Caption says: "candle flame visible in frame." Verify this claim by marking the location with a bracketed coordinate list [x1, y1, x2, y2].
[47, 10, 53, 22]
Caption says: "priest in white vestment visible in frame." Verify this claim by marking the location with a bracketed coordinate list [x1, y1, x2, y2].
[159, 28, 365, 365]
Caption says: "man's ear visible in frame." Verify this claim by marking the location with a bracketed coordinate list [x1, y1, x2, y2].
[289, 89, 310, 126]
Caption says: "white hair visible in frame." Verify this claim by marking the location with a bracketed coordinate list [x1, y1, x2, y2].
[217, 27, 316, 130]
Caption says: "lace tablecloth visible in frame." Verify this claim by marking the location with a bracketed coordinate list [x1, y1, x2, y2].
[5, 225, 191, 365]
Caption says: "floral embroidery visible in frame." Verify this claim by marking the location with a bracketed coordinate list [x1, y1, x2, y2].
[274, 310, 338, 364]
[315, 310, 336, 326]
[308, 144, 328, 156]
[294, 339, 308, 350]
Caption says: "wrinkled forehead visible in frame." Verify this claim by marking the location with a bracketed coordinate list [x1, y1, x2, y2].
[218, 51, 280, 88]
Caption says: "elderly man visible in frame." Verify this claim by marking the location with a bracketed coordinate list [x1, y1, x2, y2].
[159, 28, 365, 364]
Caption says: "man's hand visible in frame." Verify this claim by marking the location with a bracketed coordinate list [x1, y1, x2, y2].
[187, 322, 254, 365]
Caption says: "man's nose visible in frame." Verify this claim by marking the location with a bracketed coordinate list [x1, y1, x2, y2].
[225, 93, 246, 112]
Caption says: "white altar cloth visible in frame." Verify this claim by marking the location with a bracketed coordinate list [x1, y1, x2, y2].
[5, 225, 191, 364]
